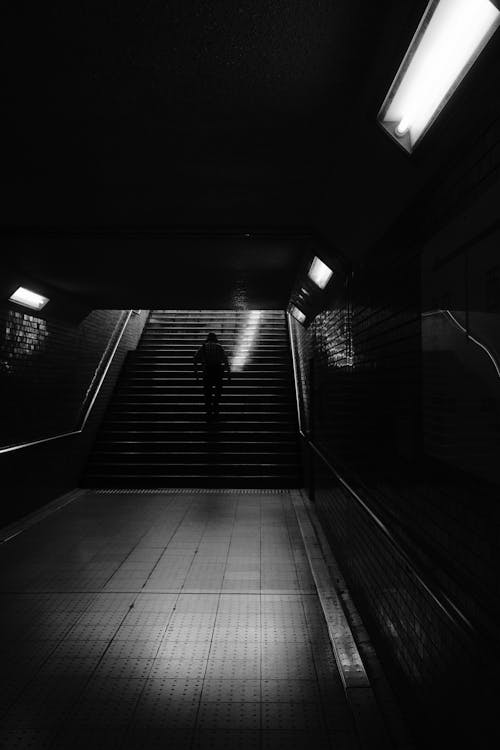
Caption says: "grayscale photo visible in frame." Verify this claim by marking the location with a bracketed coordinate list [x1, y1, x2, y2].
[1, 1, 499, 749]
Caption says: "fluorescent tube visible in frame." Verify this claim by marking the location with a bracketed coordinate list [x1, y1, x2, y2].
[308, 257, 333, 290]
[9, 287, 49, 311]
[378, 0, 500, 152]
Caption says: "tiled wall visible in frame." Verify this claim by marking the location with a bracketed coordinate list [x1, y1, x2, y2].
[298, 259, 422, 466]
[421, 234, 500, 487]
[1, 308, 119, 446]
[291, 248, 498, 746]
[0, 307, 148, 525]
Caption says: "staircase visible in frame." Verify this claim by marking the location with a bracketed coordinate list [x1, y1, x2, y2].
[83, 310, 302, 488]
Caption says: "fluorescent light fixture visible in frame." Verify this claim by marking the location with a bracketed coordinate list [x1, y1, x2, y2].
[9, 286, 49, 311]
[290, 305, 306, 324]
[308, 257, 333, 290]
[378, 0, 500, 152]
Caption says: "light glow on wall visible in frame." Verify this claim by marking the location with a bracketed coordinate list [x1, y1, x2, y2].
[231, 310, 262, 372]
[9, 287, 49, 311]
[307, 257, 333, 290]
[378, 0, 500, 152]
[290, 305, 306, 325]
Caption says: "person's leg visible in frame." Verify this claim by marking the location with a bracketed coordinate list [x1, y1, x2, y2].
[209, 380, 216, 414]
[213, 371, 223, 415]
[204, 368, 218, 418]
[203, 374, 212, 416]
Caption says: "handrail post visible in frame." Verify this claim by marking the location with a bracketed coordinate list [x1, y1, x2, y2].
[308, 356, 315, 503]
[286, 312, 304, 436]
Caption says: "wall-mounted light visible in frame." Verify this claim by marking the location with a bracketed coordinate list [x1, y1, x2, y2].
[307, 257, 333, 290]
[9, 287, 49, 311]
[378, 0, 500, 153]
[290, 305, 306, 325]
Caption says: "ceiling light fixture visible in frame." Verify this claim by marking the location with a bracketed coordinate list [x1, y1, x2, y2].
[378, 0, 500, 153]
[290, 305, 306, 324]
[9, 286, 49, 311]
[307, 257, 333, 290]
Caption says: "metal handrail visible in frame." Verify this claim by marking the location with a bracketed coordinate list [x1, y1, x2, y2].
[0, 310, 134, 455]
[287, 313, 478, 641]
[422, 308, 500, 379]
[302, 433, 477, 639]
[286, 312, 304, 435]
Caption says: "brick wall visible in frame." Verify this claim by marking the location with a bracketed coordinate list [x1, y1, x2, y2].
[292, 246, 499, 746]
[0, 308, 119, 445]
[0, 307, 148, 525]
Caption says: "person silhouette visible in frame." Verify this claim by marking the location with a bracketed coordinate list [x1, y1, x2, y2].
[194, 332, 231, 419]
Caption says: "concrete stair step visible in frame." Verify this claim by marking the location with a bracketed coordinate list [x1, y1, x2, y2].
[83, 309, 301, 488]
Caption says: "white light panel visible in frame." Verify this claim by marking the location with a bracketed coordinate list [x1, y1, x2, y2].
[378, 0, 500, 152]
[9, 286, 49, 311]
[290, 305, 306, 324]
[307, 257, 333, 290]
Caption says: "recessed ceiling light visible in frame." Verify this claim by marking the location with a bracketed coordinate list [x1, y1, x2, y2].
[290, 305, 306, 324]
[9, 286, 49, 311]
[307, 257, 333, 290]
[378, 0, 500, 152]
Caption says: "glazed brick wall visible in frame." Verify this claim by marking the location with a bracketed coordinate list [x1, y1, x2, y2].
[0, 308, 122, 446]
[303, 260, 421, 466]
[293, 252, 498, 746]
[0, 308, 148, 526]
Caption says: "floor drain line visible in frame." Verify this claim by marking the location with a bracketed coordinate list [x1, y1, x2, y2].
[93, 488, 288, 495]
[292, 491, 390, 749]
[0, 489, 85, 544]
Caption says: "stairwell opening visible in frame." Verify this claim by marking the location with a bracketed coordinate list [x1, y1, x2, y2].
[83, 310, 302, 489]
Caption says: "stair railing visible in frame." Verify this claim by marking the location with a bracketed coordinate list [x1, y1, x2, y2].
[287, 311, 481, 645]
[0, 309, 136, 455]
[422, 308, 500, 379]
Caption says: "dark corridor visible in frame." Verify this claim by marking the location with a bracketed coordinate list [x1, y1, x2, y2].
[2, 1, 500, 748]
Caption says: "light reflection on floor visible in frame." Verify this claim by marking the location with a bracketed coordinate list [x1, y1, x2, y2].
[0, 490, 358, 749]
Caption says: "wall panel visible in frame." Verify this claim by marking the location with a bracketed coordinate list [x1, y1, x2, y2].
[0, 308, 148, 525]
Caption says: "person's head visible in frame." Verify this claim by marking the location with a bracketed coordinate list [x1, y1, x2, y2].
[206, 332, 218, 342]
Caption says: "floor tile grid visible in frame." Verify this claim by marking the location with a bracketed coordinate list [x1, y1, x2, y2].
[108, 494, 231, 745]
[257, 494, 332, 746]
[0, 491, 360, 749]
[185, 495, 262, 743]
[40, 494, 201, 746]
[124, 496, 247, 744]
[0, 518, 145, 720]
[0, 497, 156, 737]
[1, 493, 168, 595]
[179, 493, 238, 746]
[279, 493, 338, 745]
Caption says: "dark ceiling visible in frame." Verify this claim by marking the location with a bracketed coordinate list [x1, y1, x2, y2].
[3, 1, 500, 309]
[1, 232, 310, 311]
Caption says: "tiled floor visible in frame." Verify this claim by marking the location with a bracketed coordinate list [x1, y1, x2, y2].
[0, 490, 360, 749]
